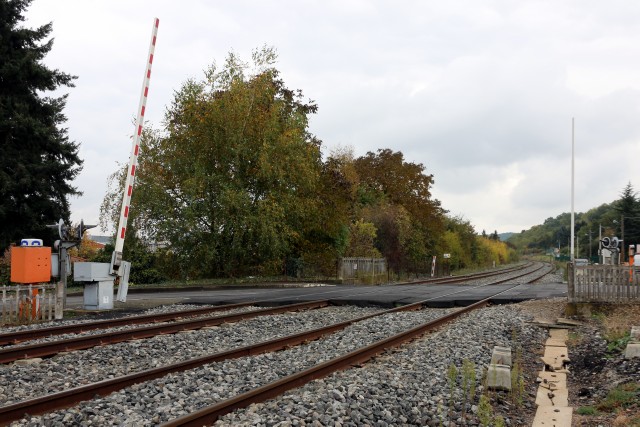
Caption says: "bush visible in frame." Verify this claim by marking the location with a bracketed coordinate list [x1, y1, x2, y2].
[0, 248, 10, 286]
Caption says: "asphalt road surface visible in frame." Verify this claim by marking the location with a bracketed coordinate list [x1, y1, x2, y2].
[65, 281, 567, 311]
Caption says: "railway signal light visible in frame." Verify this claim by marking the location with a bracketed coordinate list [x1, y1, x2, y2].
[76, 220, 96, 240]
[601, 237, 621, 249]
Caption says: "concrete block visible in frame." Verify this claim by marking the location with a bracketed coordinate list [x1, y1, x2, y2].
[487, 364, 511, 391]
[545, 338, 567, 347]
[490, 346, 512, 366]
[631, 326, 640, 341]
[549, 328, 569, 341]
[532, 406, 573, 427]
[625, 342, 640, 359]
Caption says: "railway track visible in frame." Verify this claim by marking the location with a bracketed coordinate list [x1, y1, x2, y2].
[0, 262, 557, 425]
[0, 300, 331, 363]
[0, 301, 259, 346]
[0, 281, 529, 425]
[161, 288, 521, 427]
[409, 261, 535, 284]
[0, 261, 546, 350]
[0, 262, 547, 361]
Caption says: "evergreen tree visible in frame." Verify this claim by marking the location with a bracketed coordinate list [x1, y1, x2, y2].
[0, 0, 82, 251]
[615, 182, 640, 245]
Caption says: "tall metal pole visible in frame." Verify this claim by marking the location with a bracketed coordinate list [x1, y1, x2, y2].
[570, 118, 575, 261]
[111, 18, 159, 279]
[621, 215, 625, 263]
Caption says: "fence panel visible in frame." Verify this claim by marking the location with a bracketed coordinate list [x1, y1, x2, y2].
[569, 264, 640, 303]
[1, 284, 56, 325]
[339, 258, 387, 284]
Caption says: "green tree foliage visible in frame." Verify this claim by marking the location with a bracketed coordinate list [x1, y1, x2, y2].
[0, 0, 82, 251]
[439, 216, 515, 270]
[353, 148, 444, 274]
[295, 146, 360, 274]
[509, 182, 640, 260]
[344, 219, 381, 258]
[440, 216, 477, 269]
[99, 48, 516, 281]
[615, 182, 640, 246]
[113, 48, 321, 278]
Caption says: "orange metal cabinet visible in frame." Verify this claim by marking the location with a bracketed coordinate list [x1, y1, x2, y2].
[10, 247, 52, 283]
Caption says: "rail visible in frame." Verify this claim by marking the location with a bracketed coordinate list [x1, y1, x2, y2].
[0, 284, 523, 425]
[162, 285, 525, 426]
[0, 301, 258, 346]
[0, 262, 541, 346]
[0, 300, 329, 364]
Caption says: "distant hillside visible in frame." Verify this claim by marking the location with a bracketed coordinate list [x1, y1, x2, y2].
[89, 235, 113, 245]
[498, 232, 514, 242]
[505, 197, 640, 258]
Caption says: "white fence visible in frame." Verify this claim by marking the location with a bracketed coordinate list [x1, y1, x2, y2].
[568, 264, 640, 303]
[1, 284, 57, 324]
[339, 258, 387, 284]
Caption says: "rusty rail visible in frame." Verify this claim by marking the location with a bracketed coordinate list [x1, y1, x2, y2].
[0, 262, 535, 348]
[488, 263, 546, 285]
[0, 300, 329, 364]
[0, 301, 259, 346]
[0, 298, 430, 424]
[411, 261, 534, 285]
[162, 286, 523, 427]
[0, 285, 523, 425]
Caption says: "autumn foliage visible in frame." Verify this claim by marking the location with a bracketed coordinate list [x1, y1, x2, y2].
[100, 48, 515, 280]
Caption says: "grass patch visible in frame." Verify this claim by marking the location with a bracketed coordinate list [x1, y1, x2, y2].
[576, 406, 599, 416]
[567, 330, 582, 346]
[597, 382, 640, 412]
[606, 332, 631, 355]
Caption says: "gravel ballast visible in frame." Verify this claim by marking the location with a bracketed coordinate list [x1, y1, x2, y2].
[215, 304, 545, 427]
[1, 305, 381, 406]
[8, 303, 546, 426]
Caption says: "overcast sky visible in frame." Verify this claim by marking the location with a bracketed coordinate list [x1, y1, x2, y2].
[24, 0, 640, 236]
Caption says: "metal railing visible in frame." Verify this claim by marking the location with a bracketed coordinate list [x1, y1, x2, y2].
[568, 263, 640, 303]
[1, 284, 56, 325]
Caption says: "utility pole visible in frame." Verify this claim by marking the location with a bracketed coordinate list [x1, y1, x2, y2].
[570, 118, 575, 261]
